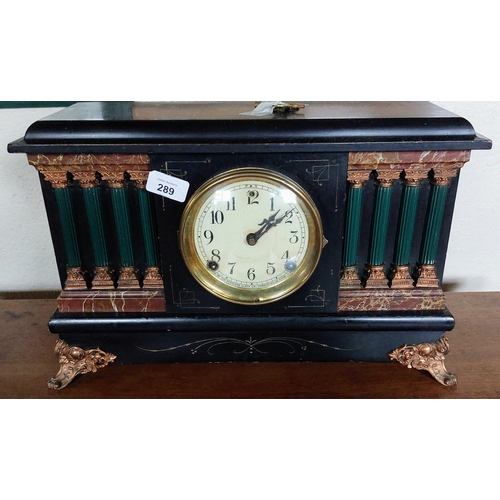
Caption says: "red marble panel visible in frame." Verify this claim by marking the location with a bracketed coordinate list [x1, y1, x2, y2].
[338, 289, 446, 312]
[57, 290, 166, 313]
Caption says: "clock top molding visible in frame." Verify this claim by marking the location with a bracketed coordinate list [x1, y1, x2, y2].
[8, 101, 491, 155]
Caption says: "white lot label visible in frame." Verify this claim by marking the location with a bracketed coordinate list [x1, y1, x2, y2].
[146, 170, 190, 203]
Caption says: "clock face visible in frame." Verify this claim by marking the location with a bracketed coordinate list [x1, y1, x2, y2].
[179, 168, 323, 305]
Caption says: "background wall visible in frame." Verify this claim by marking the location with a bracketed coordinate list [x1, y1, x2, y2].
[0, 102, 497, 293]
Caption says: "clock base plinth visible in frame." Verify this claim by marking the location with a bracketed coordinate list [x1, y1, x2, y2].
[389, 337, 457, 386]
[48, 309, 456, 388]
[47, 339, 116, 390]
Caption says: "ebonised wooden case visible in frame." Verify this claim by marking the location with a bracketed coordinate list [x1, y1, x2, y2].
[8, 101, 492, 389]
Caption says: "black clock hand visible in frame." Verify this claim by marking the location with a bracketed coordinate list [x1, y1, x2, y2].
[246, 209, 292, 246]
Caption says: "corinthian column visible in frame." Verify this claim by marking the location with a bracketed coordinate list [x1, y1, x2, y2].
[365, 171, 396, 289]
[416, 169, 457, 288]
[72, 171, 115, 289]
[390, 170, 427, 288]
[41, 171, 87, 289]
[100, 172, 140, 289]
[128, 172, 163, 288]
[340, 171, 370, 289]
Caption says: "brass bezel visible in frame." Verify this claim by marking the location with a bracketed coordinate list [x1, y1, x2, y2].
[179, 168, 324, 306]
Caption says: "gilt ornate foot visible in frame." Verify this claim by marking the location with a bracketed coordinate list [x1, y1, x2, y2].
[47, 339, 117, 390]
[389, 337, 457, 387]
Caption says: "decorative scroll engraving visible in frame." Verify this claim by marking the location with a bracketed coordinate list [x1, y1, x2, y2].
[47, 339, 116, 390]
[306, 164, 331, 184]
[287, 286, 328, 309]
[137, 336, 352, 356]
[389, 337, 457, 386]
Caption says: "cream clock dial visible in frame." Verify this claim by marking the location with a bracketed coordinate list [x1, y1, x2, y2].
[179, 168, 323, 305]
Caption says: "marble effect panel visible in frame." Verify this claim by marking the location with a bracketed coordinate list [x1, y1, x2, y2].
[338, 289, 446, 312]
[58, 289, 166, 313]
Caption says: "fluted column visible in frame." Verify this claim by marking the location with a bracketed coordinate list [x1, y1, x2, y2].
[72, 171, 114, 289]
[100, 172, 140, 289]
[416, 170, 456, 288]
[41, 171, 86, 289]
[390, 171, 427, 288]
[365, 172, 395, 288]
[129, 172, 163, 288]
[340, 171, 370, 289]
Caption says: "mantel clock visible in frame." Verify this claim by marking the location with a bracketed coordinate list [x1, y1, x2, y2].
[8, 101, 492, 390]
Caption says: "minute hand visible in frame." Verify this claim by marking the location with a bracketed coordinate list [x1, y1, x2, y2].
[247, 209, 292, 246]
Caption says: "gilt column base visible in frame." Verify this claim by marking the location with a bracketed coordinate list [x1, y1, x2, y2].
[364, 265, 389, 289]
[415, 264, 440, 288]
[117, 266, 141, 289]
[142, 266, 164, 289]
[389, 265, 415, 289]
[340, 265, 362, 289]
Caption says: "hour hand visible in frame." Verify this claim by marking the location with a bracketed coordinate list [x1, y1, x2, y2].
[247, 210, 281, 246]
[246, 210, 291, 246]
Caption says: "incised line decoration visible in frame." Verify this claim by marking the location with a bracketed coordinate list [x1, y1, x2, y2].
[136, 336, 354, 356]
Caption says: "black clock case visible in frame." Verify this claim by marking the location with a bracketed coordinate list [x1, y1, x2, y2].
[8, 101, 492, 366]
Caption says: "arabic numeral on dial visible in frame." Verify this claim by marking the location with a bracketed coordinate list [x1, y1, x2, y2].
[203, 230, 214, 244]
[266, 263, 276, 275]
[211, 210, 224, 224]
[226, 197, 236, 211]
[289, 231, 299, 244]
[247, 268, 256, 281]
[228, 262, 236, 275]
[211, 249, 221, 263]
[247, 190, 259, 205]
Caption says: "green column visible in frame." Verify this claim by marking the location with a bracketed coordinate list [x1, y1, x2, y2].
[415, 173, 454, 288]
[420, 181, 450, 266]
[82, 185, 109, 268]
[46, 171, 86, 289]
[368, 180, 393, 266]
[390, 172, 428, 289]
[75, 174, 115, 289]
[137, 187, 160, 267]
[54, 186, 81, 269]
[341, 174, 370, 288]
[364, 175, 395, 289]
[110, 186, 135, 267]
[394, 182, 421, 267]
